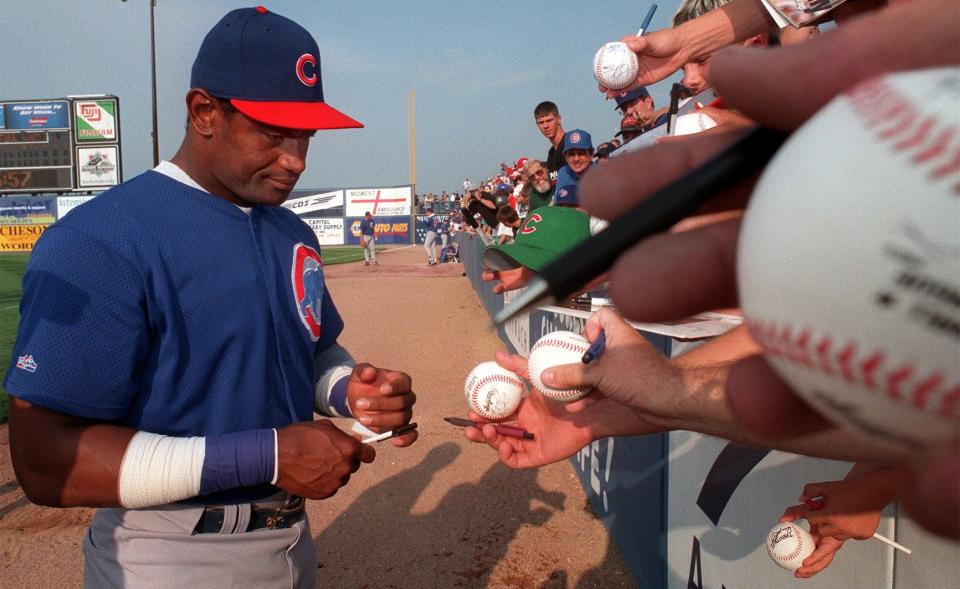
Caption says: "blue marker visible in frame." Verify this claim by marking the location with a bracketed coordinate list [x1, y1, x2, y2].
[581, 330, 607, 364]
[638, 4, 658, 35]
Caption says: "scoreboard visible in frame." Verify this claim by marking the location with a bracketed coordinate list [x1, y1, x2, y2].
[0, 96, 122, 194]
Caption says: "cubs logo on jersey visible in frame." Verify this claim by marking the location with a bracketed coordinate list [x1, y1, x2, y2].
[291, 243, 325, 341]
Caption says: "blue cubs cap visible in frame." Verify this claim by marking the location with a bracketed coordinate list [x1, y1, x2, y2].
[191, 6, 363, 130]
[553, 181, 579, 207]
[614, 86, 650, 111]
[563, 129, 593, 153]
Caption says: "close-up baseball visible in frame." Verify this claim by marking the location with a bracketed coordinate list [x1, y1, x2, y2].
[766, 521, 815, 571]
[592, 41, 639, 90]
[464, 361, 525, 421]
[671, 111, 717, 136]
[738, 67, 960, 447]
[527, 331, 592, 402]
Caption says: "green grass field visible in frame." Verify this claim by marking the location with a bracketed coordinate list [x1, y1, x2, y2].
[0, 245, 377, 424]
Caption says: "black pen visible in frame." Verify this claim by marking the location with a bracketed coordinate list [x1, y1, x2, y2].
[491, 127, 788, 326]
[581, 330, 606, 364]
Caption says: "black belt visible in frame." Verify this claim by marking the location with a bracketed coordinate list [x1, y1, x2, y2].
[193, 495, 305, 534]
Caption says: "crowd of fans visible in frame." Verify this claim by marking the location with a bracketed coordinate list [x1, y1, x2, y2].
[450, 0, 957, 580]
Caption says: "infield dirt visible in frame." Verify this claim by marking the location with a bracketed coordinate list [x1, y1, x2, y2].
[0, 244, 636, 589]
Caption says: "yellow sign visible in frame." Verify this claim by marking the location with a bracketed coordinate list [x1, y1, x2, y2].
[0, 224, 46, 251]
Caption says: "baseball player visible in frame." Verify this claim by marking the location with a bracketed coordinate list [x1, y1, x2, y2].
[359, 210, 377, 265]
[4, 8, 417, 588]
[422, 206, 440, 265]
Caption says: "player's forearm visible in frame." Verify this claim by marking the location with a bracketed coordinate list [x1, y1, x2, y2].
[9, 397, 134, 507]
[9, 396, 279, 509]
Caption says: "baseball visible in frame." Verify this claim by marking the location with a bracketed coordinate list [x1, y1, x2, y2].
[671, 112, 717, 136]
[738, 67, 960, 447]
[592, 42, 639, 90]
[464, 361, 524, 421]
[528, 331, 592, 402]
[766, 521, 815, 571]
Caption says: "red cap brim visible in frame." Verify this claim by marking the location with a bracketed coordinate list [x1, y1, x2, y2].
[231, 99, 363, 130]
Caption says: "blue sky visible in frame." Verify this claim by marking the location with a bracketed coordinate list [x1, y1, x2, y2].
[1, 0, 682, 195]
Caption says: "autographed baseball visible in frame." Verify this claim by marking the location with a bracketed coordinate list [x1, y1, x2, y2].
[528, 331, 592, 402]
[766, 521, 815, 571]
[671, 112, 717, 136]
[592, 42, 639, 90]
[738, 67, 960, 447]
[464, 361, 524, 421]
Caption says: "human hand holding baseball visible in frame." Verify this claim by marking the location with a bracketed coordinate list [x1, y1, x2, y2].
[346, 363, 418, 447]
[275, 420, 375, 499]
[462, 350, 654, 469]
[539, 308, 681, 427]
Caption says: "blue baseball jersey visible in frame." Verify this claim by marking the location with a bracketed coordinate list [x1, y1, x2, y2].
[423, 215, 439, 232]
[5, 171, 343, 440]
[359, 218, 375, 236]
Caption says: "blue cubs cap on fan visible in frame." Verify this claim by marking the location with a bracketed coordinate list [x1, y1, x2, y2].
[562, 129, 593, 153]
[614, 86, 650, 111]
[553, 181, 579, 207]
[190, 6, 363, 130]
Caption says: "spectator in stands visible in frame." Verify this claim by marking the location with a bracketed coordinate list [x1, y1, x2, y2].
[495, 205, 522, 244]
[534, 101, 567, 175]
[672, 0, 773, 99]
[614, 86, 669, 132]
[552, 130, 593, 207]
[521, 159, 554, 212]
[614, 115, 644, 145]
[467, 186, 499, 230]
[594, 142, 616, 163]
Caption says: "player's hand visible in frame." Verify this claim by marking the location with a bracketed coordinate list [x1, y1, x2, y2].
[275, 420, 375, 499]
[481, 266, 535, 294]
[796, 533, 846, 579]
[346, 364, 418, 447]
[462, 350, 660, 469]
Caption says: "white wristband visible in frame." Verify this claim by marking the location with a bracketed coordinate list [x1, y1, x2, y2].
[117, 431, 205, 509]
[315, 344, 356, 417]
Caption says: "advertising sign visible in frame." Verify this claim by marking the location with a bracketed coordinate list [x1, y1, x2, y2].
[0, 196, 56, 225]
[74, 99, 118, 142]
[0, 224, 47, 251]
[303, 217, 344, 246]
[57, 195, 97, 219]
[2, 101, 70, 130]
[345, 186, 411, 217]
[344, 215, 411, 245]
[76, 146, 119, 188]
[282, 190, 344, 216]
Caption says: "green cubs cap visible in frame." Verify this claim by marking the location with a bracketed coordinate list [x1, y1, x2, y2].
[482, 206, 591, 272]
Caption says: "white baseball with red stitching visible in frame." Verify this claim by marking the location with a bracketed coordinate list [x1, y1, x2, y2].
[739, 68, 960, 447]
[528, 331, 592, 402]
[766, 521, 815, 571]
[592, 42, 639, 90]
[464, 361, 524, 421]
